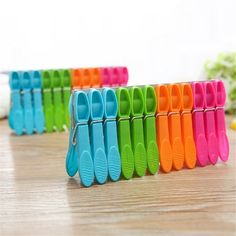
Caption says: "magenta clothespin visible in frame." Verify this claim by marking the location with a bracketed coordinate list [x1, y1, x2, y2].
[213, 80, 229, 162]
[110, 67, 120, 87]
[192, 82, 208, 167]
[203, 81, 218, 165]
[119, 67, 128, 86]
[101, 68, 112, 87]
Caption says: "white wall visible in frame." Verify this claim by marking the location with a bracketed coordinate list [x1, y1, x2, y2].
[0, 0, 236, 86]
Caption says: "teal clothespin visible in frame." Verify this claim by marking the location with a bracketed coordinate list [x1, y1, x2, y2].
[9, 71, 24, 135]
[142, 85, 159, 174]
[66, 90, 94, 187]
[52, 70, 64, 131]
[61, 69, 71, 128]
[88, 89, 108, 184]
[42, 70, 54, 132]
[129, 86, 147, 177]
[102, 88, 121, 182]
[31, 71, 45, 134]
[21, 71, 34, 135]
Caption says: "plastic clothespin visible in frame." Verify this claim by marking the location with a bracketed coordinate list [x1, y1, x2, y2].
[101, 68, 112, 87]
[155, 85, 172, 173]
[168, 84, 184, 170]
[102, 88, 121, 181]
[81, 68, 92, 89]
[52, 70, 64, 131]
[21, 71, 34, 135]
[42, 70, 54, 132]
[203, 81, 218, 165]
[129, 86, 147, 177]
[142, 85, 159, 175]
[213, 80, 229, 162]
[88, 89, 108, 184]
[65, 90, 94, 187]
[110, 67, 120, 87]
[180, 83, 196, 169]
[120, 67, 129, 86]
[116, 87, 134, 179]
[9, 71, 24, 135]
[31, 71, 45, 134]
[91, 68, 102, 88]
[192, 82, 208, 167]
[72, 69, 82, 89]
[61, 69, 71, 128]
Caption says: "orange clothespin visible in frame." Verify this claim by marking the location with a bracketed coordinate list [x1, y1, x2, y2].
[180, 83, 196, 169]
[81, 68, 92, 89]
[168, 84, 184, 170]
[72, 69, 83, 89]
[155, 85, 172, 173]
[90, 68, 102, 88]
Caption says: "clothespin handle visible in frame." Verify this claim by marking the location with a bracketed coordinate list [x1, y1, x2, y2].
[116, 87, 134, 179]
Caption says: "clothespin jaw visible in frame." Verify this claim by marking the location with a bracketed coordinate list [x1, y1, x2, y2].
[42, 70, 54, 132]
[72, 69, 83, 89]
[155, 85, 172, 173]
[102, 88, 121, 181]
[31, 70, 45, 134]
[142, 85, 159, 175]
[61, 69, 71, 128]
[180, 83, 196, 169]
[203, 81, 218, 164]
[88, 89, 108, 184]
[21, 71, 34, 135]
[192, 82, 208, 166]
[91, 68, 101, 88]
[9, 71, 24, 135]
[213, 80, 229, 162]
[129, 86, 147, 177]
[168, 84, 184, 170]
[116, 87, 134, 179]
[52, 70, 64, 131]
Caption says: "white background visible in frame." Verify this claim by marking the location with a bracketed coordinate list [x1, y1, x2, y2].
[0, 0, 236, 85]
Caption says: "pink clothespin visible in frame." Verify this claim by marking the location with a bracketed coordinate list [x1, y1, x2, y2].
[213, 80, 229, 162]
[192, 82, 208, 167]
[119, 67, 129, 86]
[203, 81, 218, 164]
[101, 68, 112, 87]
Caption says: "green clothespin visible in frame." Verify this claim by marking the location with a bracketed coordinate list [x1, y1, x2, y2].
[61, 69, 71, 128]
[42, 70, 54, 132]
[116, 87, 134, 179]
[142, 85, 159, 174]
[129, 87, 147, 177]
[52, 70, 64, 131]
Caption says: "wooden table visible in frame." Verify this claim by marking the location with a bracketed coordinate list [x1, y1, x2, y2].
[0, 117, 235, 236]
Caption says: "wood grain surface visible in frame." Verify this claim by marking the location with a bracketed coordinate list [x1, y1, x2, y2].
[0, 116, 235, 236]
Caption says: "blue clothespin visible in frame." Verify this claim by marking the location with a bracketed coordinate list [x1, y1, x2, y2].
[21, 71, 34, 135]
[102, 88, 121, 181]
[9, 71, 24, 135]
[88, 89, 108, 184]
[66, 90, 94, 187]
[31, 71, 45, 134]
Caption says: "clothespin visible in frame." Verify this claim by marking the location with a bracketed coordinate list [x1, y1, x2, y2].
[119, 67, 129, 86]
[66, 90, 94, 187]
[168, 84, 184, 170]
[91, 68, 101, 88]
[9, 71, 24, 135]
[81, 68, 92, 89]
[129, 86, 147, 177]
[72, 69, 83, 89]
[203, 81, 218, 164]
[61, 69, 71, 128]
[102, 88, 121, 181]
[142, 85, 159, 175]
[42, 70, 54, 132]
[110, 67, 120, 87]
[21, 71, 34, 135]
[101, 68, 112, 87]
[31, 70, 45, 134]
[52, 70, 64, 131]
[88, 89, 108, 184]
[192, 82, 208, 166]
[180, 83, 196, 169]
[155, 85, 172, 173]
[213, 80, 229, 162]
[116, 87, 134, 179]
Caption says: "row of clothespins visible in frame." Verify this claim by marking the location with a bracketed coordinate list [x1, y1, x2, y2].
[8, 66, 129, 135]
[66, 80, 229, 187]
